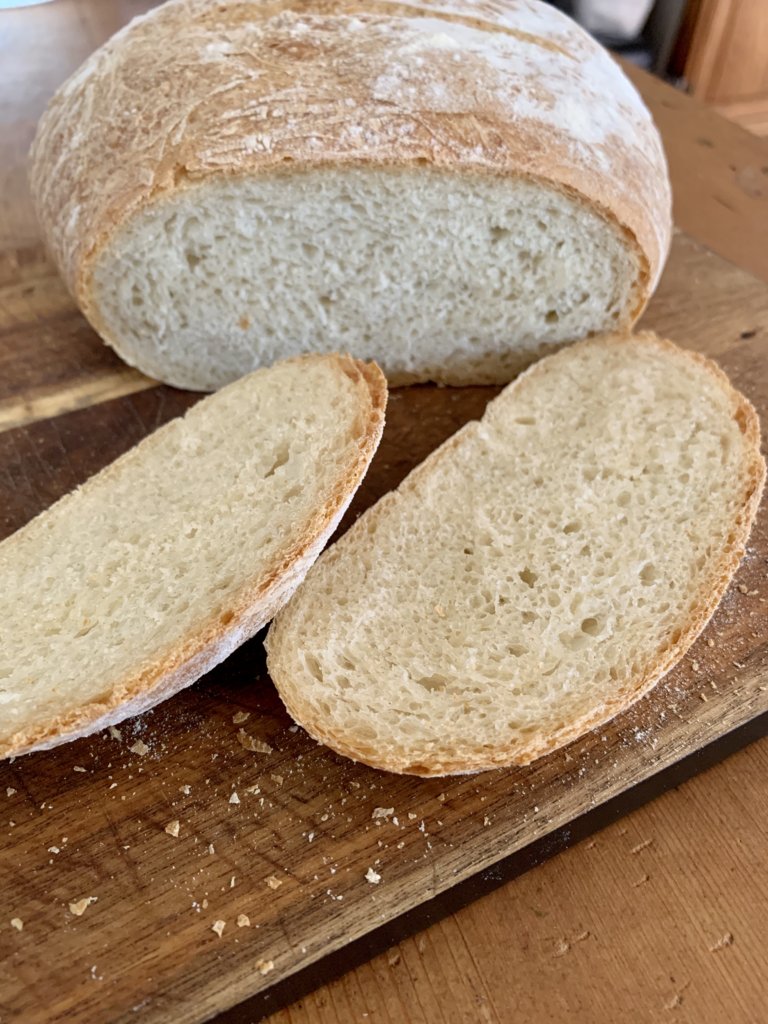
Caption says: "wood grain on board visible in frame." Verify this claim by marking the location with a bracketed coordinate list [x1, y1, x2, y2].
[0, 231, 767, 1024]
[268, 737, 768, 1024]
[1, 3, 768, 1023]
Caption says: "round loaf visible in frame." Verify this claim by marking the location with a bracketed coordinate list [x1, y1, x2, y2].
[30, 0, 672, 390]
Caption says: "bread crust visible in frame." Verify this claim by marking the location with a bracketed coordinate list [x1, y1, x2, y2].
[30, 0, 671, 352]
[0, 354, 386, 758]
[266, 333, 765, 775]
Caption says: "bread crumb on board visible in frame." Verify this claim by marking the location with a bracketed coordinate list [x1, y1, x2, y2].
[266, 876, 283, 890]
[365, 867, 382, 885]
[371, 807, 394, 820]
[129, 739, 150, 756]
[212, 920, 226, 938]
[709, 932, 734, 952]
[232, 711, 250, 724]
[164, 820, 181, 838]
[237, 729, 273, 754]
[10, 918, 23, 931]
[256, 959, 275, 976]
[69, 897, 97, 916]
[229, 792, 240, 805]
[237, 914, 251, 928]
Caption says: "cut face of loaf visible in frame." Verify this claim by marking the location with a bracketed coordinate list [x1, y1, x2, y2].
[30, 0, 671, 390]
[0, 354, 386, 759]
[91, 170, 640, 390]
[266, 333, 765, 776]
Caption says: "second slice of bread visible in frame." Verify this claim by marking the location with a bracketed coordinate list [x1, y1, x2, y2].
[267, 334, 764, 775]
[0, 354, 386, 758]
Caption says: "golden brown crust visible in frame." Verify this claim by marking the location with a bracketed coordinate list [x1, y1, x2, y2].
[268, 333, 765, 776]
[0, 354, 387, 758]
[29, 0, 671, 334]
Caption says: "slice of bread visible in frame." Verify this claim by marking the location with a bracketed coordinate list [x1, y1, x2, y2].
[267, 333, 764, 776]
[0, 354, 386, 758]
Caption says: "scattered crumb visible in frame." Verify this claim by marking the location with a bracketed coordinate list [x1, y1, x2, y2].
[664, 979, 690, 1010]
[699, 693, 709, 703]
[69, 897, 97, 917]
[6, 788, 15, 797]
[691, 661, 700, 673]
[709, 933, 734, 952]
[212, 920, 225, 938]
[436, 793, 446, 803]
[48, 846, 60, 854]
[73, 766, 87, 773]
[372, 807, 394, 820]
[266, 876, 283, 890]
[10, 918, 23, 931]
[232, 711, 250, 724]
[208, 844, 215, 855]
[270, 774, 284, 786]
[387, 950, 401, 967]
[737, 583, 748, 594]
[164, 820, 181, 838]
[230, 876, 236, 888]
[179, 785, 191, 796]
[237, 914, 250, 928]
[631, 874, 650, 888]
[129, 740, 150, 757]
[573, 931, 590, 943]
[407, 812, 418, 821]
[245, 784, 261, 795]
[108, 726, 122, 740]
[707, 638, 715, 647]
[256, 959, 274, 976]
[237, 729, 273, 754]
[483, 815, 492, 826]
[229, 792, 240, 805]
[202, 899, 209, 909]
[365, 867, 382, 885]
[552, 938, 570, 957]
[631, 839, 653, 854]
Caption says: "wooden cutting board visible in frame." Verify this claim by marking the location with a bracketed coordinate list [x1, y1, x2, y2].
[0, 232, 766, 1024]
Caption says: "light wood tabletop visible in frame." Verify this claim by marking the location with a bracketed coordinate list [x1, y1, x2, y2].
[1, 4, 767, 1023]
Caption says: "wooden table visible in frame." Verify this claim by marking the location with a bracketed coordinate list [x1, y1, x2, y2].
[1, 5, 767, 1023]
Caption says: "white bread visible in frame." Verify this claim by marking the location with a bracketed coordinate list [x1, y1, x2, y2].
[30, 0, 671, 390]
[0, 354, 386, 759]
[267, 334, 764, 775]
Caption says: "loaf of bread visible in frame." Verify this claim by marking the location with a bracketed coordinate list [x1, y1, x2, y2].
[267, 334, 764, 775]
[0, 354, 386, 758]
[30, 0, 671, 391]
